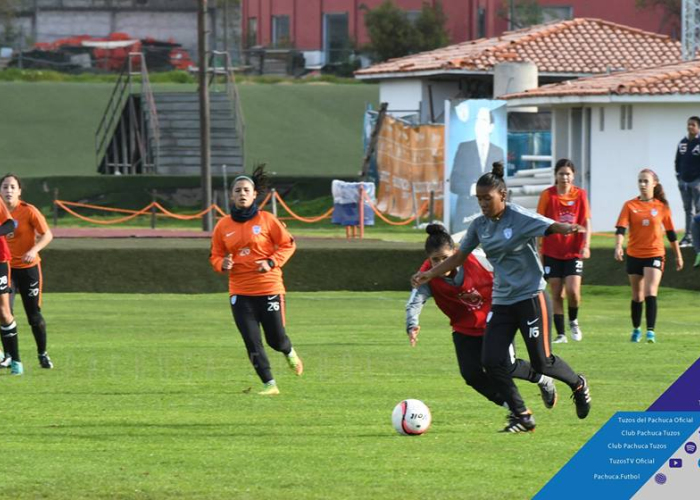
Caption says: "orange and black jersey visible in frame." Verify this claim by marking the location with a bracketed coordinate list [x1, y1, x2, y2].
[616, 198, 675, 259]
[7, 202, 50, 269]
[210, 211, 296, 296]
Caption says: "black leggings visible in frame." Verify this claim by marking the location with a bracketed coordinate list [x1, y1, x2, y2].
[452, 332, 541, 409]
[10, 265, 47, 354]
[231, 294, 292, 384]
[482, 292, 580, 414]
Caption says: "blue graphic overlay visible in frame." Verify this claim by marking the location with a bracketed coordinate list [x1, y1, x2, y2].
[535, 356, 700, 499]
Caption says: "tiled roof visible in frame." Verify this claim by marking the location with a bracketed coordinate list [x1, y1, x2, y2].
[355, 18, 682, 78]
[503, 59, 700, 99]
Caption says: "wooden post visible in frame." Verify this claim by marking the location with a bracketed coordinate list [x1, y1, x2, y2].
[150, 189, 157, 229]
[222, 164, 229, 214]
[360, 102, 388, 181]
[199, 0, 213, 231]
[359, 184, 365, 240]
[428, 190, 435, 222]
[52, 188, 59, 228]
[271, 188, 278, 217]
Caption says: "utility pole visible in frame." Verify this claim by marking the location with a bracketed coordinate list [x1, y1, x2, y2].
[199, 0, 213, 231]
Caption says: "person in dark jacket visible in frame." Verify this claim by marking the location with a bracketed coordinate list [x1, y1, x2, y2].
[675, 116, 700, 257]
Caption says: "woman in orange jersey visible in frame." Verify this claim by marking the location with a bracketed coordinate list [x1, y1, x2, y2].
[615, 169, 683, 343]
[537, 159, 591, 344]
[0, 174, 54, 370]
[210, 166, 302, 395]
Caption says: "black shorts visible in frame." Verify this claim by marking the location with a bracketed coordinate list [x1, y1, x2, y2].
[626, 255, 665, 275]
[543, 256, 583, 280]
[0, 262, 10, 295]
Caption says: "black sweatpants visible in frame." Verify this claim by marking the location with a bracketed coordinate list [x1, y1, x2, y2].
[10, 265, 47, 354]
[231, 294, 292, 384]
[482, 292, 580, 415]
[452, 332, 541, 409]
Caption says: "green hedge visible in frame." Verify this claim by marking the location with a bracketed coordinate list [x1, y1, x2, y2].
[39, 246, 700, 294]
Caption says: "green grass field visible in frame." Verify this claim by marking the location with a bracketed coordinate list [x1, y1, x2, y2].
[0, 82, 378, 177]
[4, 286, 699, 499]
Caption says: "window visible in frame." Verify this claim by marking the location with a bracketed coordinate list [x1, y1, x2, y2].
[246, 17, 258, 48]
[620, 105, 633, 130]
[477, 8, 486, 38]
[542, 6, 573, 23]
[324, 13, 349, 64]
[513, 5, 572, 29]
[271, 15, 290, 47]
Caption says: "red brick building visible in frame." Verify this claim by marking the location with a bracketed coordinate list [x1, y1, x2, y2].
[241, 0, 675, 67]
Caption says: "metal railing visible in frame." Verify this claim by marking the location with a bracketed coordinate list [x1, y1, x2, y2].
[94, 52, 160, 174]
[208, 50, 246, 169]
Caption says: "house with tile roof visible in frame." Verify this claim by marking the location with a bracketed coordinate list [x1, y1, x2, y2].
[502, 59, 700, 231]
[355, 18, 683, 124]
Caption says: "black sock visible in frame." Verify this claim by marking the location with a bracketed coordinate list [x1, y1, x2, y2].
[1, 321, 20, 361]
[631, 300, 643, 329]
[31, 317, 47, 355]
[645, 296, 657, 331]
[553, 314, 565, 336]
[568, 306, 579, 323]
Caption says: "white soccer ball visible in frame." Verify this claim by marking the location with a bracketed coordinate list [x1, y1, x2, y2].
[392, 399, 432, 436]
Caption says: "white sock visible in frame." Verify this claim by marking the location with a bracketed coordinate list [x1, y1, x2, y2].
[265, 379, 276, 386]
[286, 348, 296, 358]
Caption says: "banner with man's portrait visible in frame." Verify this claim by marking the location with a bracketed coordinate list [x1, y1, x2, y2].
[444, 99, 507, 234]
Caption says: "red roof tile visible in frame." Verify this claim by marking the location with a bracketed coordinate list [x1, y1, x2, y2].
[502, 59, 700, 99]
[355, 18, 682, 78]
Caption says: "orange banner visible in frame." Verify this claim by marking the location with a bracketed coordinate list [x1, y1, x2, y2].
[375, 116, 444, 219]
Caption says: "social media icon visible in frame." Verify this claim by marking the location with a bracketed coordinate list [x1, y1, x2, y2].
[669, 458, 683, 468]
[654, 473, 667, 485]
[685, 442, 697, 454]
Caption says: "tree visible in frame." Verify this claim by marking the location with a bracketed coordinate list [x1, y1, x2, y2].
[636, 0, 681, 37]
[363, 1, 417, 62]
[0, 0, 19, 45]
[363, 1, 450, 62]
[415, 1, 450, 51]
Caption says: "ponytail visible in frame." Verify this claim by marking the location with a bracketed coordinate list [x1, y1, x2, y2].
[424, 223, 454, 254]
[232, 163, 271, 195]
[476, 161, 507, 194]
[640, 168, 668, 206]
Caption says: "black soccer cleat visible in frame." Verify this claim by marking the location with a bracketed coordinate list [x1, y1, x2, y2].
[501, 411, 536, 433]
[38, 353, 54, 369]
[572, 375, 591, 419]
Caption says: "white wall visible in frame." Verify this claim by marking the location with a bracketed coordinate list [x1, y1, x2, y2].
[379, 79, 423, 118]
[589, 103, 688, 232]
[420, 80, 460, 123]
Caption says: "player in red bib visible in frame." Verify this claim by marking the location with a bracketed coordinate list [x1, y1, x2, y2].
[0, 192, 22, 374]
[405, 224, 557, 415]
[537, 159, 591, 343]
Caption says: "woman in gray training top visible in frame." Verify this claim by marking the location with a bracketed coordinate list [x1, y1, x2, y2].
[412, 162, 591, 433]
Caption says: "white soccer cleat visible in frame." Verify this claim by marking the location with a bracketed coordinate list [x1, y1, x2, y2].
[570, 321, 583, 342]
[553, 334, 568, 344]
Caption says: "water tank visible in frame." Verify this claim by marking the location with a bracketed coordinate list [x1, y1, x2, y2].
[493, 61, 538, 112]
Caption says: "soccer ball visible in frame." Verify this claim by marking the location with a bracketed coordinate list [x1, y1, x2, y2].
[392, 399, 432, 436]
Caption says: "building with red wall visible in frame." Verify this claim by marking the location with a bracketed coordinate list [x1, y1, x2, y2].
[242, 0, 674, 68]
